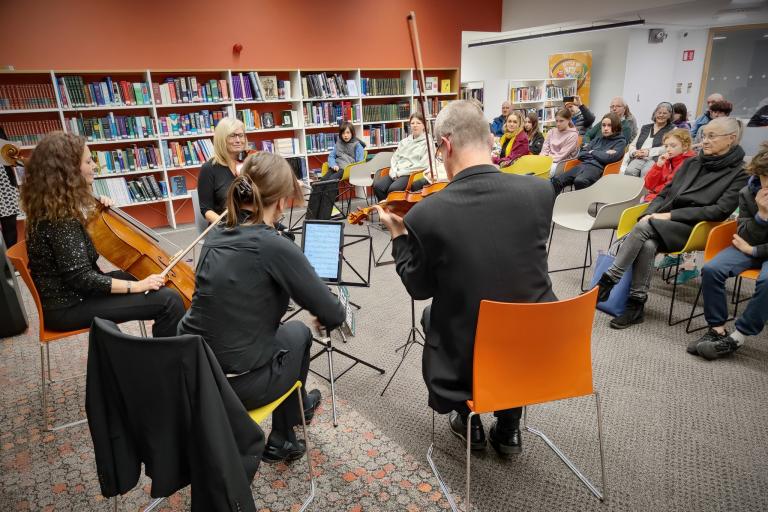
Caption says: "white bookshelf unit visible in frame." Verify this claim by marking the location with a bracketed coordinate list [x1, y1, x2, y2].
[481, 77, 580, 130]
[0, 68, 458, 228]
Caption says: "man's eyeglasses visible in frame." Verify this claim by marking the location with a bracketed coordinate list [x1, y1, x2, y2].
[435, 137, 447, 163]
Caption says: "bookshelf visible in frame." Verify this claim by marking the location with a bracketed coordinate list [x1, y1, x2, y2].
[0, 67, 458, 228]
[460, 81, 484, 107]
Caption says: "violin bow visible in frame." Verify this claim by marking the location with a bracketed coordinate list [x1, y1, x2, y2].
[407, 11, 437, 183]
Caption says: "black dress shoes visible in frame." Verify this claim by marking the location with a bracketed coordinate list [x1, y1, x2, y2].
[489, 421, 522, 456]
[449, 411, 486, 451]
[262, 439, 306, 464]
[303, 389, 322, 424]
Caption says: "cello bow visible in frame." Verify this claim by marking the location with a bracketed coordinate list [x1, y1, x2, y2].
[407, 11, 437, 183]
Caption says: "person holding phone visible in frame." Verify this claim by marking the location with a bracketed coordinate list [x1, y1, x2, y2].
[564, 95, 595, 135]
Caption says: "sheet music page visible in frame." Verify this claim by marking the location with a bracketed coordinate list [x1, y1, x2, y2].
[303, 222, 342, 281]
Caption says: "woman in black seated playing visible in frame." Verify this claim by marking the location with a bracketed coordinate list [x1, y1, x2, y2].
[21, 132, 185, 337]
[178, 152, 345, 463]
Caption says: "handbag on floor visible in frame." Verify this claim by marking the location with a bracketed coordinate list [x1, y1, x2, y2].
[589, 238, 633, 317]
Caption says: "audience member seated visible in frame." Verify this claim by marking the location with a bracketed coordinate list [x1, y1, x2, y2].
[694, 100, 732, 144]
[584, 96, 637, 144]
[688, 142, 768, 360]
[524, 112, 545, 155]
[541, 108, 579, 177]
[748, 98, 768, 127]
[550, 113, 626, 194]
[596, 117, 749, 329]
[492, 111, 529, 168]
[490, 101, 512, 137]
[691, 92, 725, 136]
[672, 102, 691, 130]
[322, 121, 365, 181]
[620, 102, 674, 177]
[643, 128, 699, 284]
[565, 95, 595, 135]
[373, 112, 430, 201]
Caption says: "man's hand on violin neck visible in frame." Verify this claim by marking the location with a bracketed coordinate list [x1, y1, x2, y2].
[374, 206, 408, 239]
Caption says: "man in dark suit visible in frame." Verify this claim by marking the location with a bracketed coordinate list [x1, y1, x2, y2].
[377, 100, 556, 456]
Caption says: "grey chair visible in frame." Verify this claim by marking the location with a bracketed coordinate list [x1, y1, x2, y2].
[349, 151, 394, 205]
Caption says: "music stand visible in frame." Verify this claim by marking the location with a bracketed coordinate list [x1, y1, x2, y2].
[380, 297, 425, 396]
[300, 220, 385, 426]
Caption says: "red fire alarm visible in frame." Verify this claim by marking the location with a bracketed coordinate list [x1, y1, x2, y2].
[682, 50, 695, 61]
[233, 43, 243, 56]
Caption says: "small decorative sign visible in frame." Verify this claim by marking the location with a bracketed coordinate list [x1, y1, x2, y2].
[682, 50, 695, 61]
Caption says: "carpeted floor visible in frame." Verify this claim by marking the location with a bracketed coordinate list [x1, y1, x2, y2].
[1, 203, 767, 511]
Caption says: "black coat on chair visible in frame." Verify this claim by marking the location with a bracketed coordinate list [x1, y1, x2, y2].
[392, 165, 557, 414]
[644, 146, 748, 252]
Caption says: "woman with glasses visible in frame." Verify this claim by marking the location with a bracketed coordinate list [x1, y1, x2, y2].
[596, 117, 749, 329]
[620, 102, 675, 178]
[198, 117, 246, 223]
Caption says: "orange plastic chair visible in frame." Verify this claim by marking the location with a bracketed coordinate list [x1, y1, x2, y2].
[602, 161, 621, 175]
[427, 289, 606, 511]
[405, 170, 425, 190]
[6, 240, 147, 431]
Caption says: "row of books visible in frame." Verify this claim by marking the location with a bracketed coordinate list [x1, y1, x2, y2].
[57, 76, 152, 108]
[364, 126, 404, 147]
[153, 77, 230, 105]
[0, 84, 57, 110]
[303, 101, 361, 126]
[66, 114, 156, 141]
[232, 72, 288, 102]
[0, 120, 61, 146]
[160, 138, 215, 168]
[93, 175, 180, 206]
[259, 137, 301, 157]
[460, 87, 484, 104]
[510, 86, 543, 103]
[539, 107, 563, 123]
[92, 146, 162, 175]
[422, 77, 451, 93]
[305, 133, 337, 153]
[302, 73, 356, 99]
[361, 78, 405, 96]
[236, 109, 297, 130]
[157, 110, 227, 137]
[362, 103, 411, 123]
[545, 84, 577, 101]
[419, 98, 450, 117]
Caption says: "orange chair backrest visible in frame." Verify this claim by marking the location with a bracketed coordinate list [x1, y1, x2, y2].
[406, 170, 425, 191]
[6, 241, 43, 337]
[469, 288, 598, 414]
[563, 159, 581, 173]
[603, 161, 621, 175]
[703, 220, 737, 263]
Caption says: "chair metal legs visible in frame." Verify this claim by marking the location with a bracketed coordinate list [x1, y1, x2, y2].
[295, 386, 316, 511]
[111, 496, 164, 511]
[426, 410, 461, 512]
[548, 228, 594, 292]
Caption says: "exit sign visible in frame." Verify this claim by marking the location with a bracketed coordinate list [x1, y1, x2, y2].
[682, 50, 695, 61]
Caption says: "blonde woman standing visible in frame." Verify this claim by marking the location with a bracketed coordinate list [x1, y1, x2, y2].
[198, 117, 246, 223]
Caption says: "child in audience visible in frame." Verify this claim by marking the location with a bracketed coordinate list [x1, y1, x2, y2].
[541, 108, 579, 177]
[644, 129, 700, 284]
[672, 103, 691, 130]
[324, 121, 365, 181]
[492, 111, 529, 168]
[688, 142, 768, 360]
[550, 113, 626, 194]
[523, 112, 544, 155]
[620, 102, 674, 177]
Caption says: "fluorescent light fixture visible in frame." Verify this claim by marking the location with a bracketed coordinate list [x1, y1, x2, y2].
[467, 19, 645, 48]
[712, 36, 728, 40]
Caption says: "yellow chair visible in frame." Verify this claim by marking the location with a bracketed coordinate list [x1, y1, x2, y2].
[248, 381, 315, 512]
[503, 154, 553, 179]
[406, 170, 425, 190]
[616, 203, 721, 325]
[320, 151, 368, 214]
[320, 150, 368, 181]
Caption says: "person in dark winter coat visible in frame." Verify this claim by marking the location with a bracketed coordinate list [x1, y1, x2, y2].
[689, 142, 768, 360]
[550, 113, 626, 194]
[524, 112, 545, 155]
[596, 117, 749, 329]
[565, 95, 595, 135]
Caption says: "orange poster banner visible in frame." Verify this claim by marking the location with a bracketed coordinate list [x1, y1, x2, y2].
[548, 51, 592, 106]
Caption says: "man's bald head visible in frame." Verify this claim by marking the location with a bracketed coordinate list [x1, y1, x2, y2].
[707, 93, 724, 107]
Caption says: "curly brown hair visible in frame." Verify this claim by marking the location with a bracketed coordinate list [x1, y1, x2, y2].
[20, 131, 95, 229]
[746, 142, 768, 176]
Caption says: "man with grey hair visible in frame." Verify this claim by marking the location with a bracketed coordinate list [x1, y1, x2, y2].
[691, 92, 725, 137]
[376, 100, 556, 456]
[490, 100, 511, 136]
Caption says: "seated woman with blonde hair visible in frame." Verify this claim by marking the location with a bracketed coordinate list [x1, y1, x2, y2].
[492, 111, 529, 168]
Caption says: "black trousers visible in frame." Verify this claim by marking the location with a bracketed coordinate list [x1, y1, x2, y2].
[228, 321, 312, 442]
[422, 305, 522, 428]
[320, 169, 344, 182]
[373, 174, 410, 202]
[1, 214, 17, 249]
[43, 271, 185, 338]
[551, 162, 604, 194]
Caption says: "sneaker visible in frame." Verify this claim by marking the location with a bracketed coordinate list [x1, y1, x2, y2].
[609, 297, 645, 329]
[655, 255, 680, 269]
[675, 268, 700, 285]
[687, 328, 727, 355]
[697, 335, 741, 360]
[303, 389, 322, 424]
[489, 421, 522, 457]
[449, 411, 486, 451]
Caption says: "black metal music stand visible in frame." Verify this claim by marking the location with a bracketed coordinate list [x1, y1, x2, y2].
[380, 298, 425, 396]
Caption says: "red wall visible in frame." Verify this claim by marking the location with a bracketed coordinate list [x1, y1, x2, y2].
[0, 0, 501, 70]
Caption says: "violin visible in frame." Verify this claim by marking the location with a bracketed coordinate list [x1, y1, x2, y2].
[347, 181, 447, 225]
[87, 205, 197, 308]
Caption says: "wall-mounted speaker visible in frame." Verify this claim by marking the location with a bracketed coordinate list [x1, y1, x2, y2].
[648, 29, 669, 44]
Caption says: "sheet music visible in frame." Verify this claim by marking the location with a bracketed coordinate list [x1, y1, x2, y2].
[303, 222, 343, 281]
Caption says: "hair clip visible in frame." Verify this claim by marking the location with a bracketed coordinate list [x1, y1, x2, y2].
[236, 177, 253, 199]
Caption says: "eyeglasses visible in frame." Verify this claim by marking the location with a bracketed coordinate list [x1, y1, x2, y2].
[700, 132, 735, 141]
[435, 137, 448, 163]
[227, 133, 246, 140]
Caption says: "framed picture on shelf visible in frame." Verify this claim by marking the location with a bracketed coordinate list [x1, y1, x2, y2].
[281, 110, 293, 128]
[261, 140, 274, 153]
[261, 112, 275, 129]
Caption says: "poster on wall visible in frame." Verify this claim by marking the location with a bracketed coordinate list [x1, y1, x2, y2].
[548, 51, 592, 106]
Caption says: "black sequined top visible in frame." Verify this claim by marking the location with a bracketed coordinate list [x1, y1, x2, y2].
[27, 219, 112, 310]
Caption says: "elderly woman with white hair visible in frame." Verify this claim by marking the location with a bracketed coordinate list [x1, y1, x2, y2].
[197, 117, 246, 223]
[620, 101, 675, 177]
[596, 117, 749, 329]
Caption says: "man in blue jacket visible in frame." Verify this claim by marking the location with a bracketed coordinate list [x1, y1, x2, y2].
[690, 92, 724, 137]
[490, 101, 511, 136]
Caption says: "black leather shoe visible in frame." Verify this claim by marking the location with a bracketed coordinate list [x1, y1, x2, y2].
[262, 439, 306, 464]
[596, 273, 617, 303]
[449, 411, 486, 451]
[609, 297, 646, 329]
[489, 421, 522, 456]
[303, 389, 322, 424]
